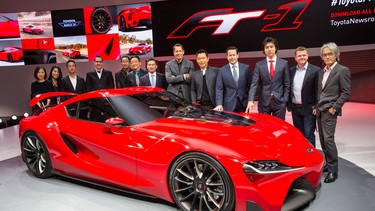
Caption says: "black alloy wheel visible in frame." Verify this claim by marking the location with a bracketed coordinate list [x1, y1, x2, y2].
[90, 7, 112, 34]
[119, 16, 126, 31]
[7, 53, 13, 62]
[169, 152, 235, 211]
[22, 132, 52, 178]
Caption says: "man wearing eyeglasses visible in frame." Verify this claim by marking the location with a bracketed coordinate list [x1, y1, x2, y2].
[86, 55, 114, 91]
[316, 42, 351, 183]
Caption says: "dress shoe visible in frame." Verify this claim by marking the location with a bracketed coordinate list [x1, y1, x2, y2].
[324, 172, 338, 183]
[323, 165, 328, 172]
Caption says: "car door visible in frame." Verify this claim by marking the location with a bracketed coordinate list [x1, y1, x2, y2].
[63, 98, 137, 187]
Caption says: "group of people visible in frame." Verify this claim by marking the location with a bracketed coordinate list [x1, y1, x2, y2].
[30, 37, 351, 184]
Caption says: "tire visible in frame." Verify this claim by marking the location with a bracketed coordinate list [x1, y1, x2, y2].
[119, 16, 126, 32]
[7, 54, 13, 62]
[169, 152, 235, 211]
[90, 7, 112, 34]
[21, 131, 52, 178]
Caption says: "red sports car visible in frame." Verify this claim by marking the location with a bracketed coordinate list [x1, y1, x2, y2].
[128, 43, 152, 55]
[0, 46, 23, 62]
[22, 25, 44, 34]
[62, 49, 81, 58]
[118, 5, 152, 31]
[20, 88, 323, 211]
[0, 14, 20, 38]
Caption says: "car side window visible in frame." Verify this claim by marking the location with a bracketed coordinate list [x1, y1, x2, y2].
[66, 98, 118, 124]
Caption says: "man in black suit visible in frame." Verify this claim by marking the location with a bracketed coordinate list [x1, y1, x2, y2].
[215, 46, 252, 112]
[115, 55, 131, 88]
[316, 42, 351, 183]
[288, 46, 320, 147]
[246, 37, 290, 120]
[86, 55, 114, 91]
[165, 43, 195, 101]
[60, 60, 86, 101]
[191, 49, 219, 109]
[126, 55, 147, 87]
[140, 58, 168, 89]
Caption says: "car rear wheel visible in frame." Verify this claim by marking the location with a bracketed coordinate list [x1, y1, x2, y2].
[119, 16, 126, 31]
[169, 152, 235, 211]
[22, 131, 52, 178]
[90, 7, 112, 34]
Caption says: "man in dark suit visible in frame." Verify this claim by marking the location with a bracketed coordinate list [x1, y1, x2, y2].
[126, 55, 147, 87]
[316, 42, 351, 183]
[246, 37, 290, 120]
[215, 46, 252, 112]
[288, 46, 320, 147]
[86, 55, 114, 91]
[165, 43, 195, 102]
[115, 55, 131, 88]
[60, 60, 86, 101]
[191, 49, 219, 109]
[140, 58, 168, 89]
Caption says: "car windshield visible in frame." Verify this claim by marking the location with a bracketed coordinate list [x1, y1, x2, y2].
[109, 91, 255, 126]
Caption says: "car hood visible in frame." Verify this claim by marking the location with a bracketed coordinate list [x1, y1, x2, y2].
[136, 113, 318, 165]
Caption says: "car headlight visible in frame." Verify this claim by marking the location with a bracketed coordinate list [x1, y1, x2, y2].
[243, 161, 304, 174]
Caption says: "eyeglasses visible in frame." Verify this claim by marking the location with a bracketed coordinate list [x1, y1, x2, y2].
[322, 52, 334, 57]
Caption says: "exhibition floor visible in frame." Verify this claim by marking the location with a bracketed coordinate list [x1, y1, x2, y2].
[1, 102, 375, 211]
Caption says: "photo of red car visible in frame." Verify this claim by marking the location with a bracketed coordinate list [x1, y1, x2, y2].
[84, 7, 113, 34]
[128, 42, 152, 54]
[118, 5, 152, 31]
[0, 46, 23, 62]
[20, 88, 323, 211]
[22, 25, 44, 34]
[62, 49, 81, 58]
[0, 14, 20, 38]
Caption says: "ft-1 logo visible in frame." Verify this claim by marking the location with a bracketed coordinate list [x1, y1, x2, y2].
[167, 0, 311, 39]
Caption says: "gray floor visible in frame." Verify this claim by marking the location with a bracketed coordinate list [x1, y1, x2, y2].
[1, 102, 375, 210]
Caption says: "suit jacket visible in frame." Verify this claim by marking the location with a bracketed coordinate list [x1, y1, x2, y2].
[139, 72, 168, 89]
[317, 63, 351, 116]
[191, 66, 219, 106]
[248, 57, 290, 106]
[126, 69, 148, 87]
[288, 63, 320, 116]
[165, 58, 195, 101]
[86, 69, 114, 92]
[115, 69, 130, 88]
[60, 75, 86, 94]
[216, 63, 252, 111]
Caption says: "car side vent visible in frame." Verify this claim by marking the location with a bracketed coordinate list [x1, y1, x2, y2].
[60, 132, 78, 155]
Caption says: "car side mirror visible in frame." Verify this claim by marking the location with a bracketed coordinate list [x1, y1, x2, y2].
[104, 117, 125, 134]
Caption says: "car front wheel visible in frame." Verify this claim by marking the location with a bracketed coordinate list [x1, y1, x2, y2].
[22, 131, 52, 178]
[169, 152, 235, 211]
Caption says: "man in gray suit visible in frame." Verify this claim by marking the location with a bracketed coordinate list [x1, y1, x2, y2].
[316, 42, 351, 183]
[288, 46, 320, 147]
[214, 46, 252, 112]
[165, 43, 195, 101]
[246, 37, 290, 120]
[190, 49, 219, 109]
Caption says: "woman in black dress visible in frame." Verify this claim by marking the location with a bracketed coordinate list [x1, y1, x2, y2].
[48, 65, 63, 104]
[31, 66, 53, 112]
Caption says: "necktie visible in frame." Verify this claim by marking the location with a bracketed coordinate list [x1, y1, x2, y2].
[269, 60, 275, 79]
[151, 74, 156, 87]
[135, 74, 140, 86]
[232, 65, 238, 86]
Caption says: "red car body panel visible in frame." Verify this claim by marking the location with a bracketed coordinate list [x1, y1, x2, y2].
[128, 43, 151, 54]
[22, 25, 44, 34]
[117, 5, 151, 30]
[0, 15, 20, 38]
[62, 49, 81, 58]
[20, 88, 323, 211]
[21, 38, 55, 50]
[0, 46, 23, 62]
